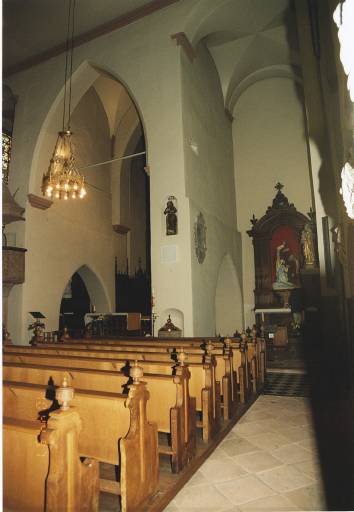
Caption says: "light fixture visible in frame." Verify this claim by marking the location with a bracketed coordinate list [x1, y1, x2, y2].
[42, 0, 86, 200]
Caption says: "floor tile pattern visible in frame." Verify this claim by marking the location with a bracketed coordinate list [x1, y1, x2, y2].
[262, 372, 310, 397]
[166, 395, 326, 511]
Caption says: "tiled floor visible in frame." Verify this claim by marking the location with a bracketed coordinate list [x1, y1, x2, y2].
[165, 395, 326, 511]
[263, 372, 310, 397]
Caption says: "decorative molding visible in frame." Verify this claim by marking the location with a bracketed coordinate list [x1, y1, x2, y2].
[5, 0, 180, 77]
[27, 194, 53, 210]
[170, 32, 196, 62]
[113, 224, 130, 235]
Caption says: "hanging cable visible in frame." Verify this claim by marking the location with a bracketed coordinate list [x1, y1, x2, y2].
[68, 0, 76, 130]
[78, 151, 146, 171]
[62, 0, 72, 131]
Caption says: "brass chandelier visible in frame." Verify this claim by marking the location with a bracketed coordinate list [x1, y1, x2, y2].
[42, 0, 86, 201]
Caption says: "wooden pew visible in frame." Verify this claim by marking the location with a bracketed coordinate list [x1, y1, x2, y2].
[41, 336, 249, 403]
[22, 330, 266, 405]
[3, 350, 221, 442]
[3, 410, 99, 512]
[3, 357, 196, 473]
[244, 333, 258, 394]
[257, 327, 267, 385]
[3, 370, 159, 512]
[5, 340, 237, 420]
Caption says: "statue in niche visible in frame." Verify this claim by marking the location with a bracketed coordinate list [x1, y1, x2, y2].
[272, 242, 299, 290]
[164, 197, 178, 235]
[301, 223, 316, 266]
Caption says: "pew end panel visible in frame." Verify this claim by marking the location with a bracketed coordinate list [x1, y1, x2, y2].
[170, 364, 197, 472]
[3, 410, 100, 512]
[40, 409, 100, 512]
[3, 417, 49, 512]
[120, 380, 159, 512]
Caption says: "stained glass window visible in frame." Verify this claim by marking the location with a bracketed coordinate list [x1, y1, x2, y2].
[340, 162, 354, 219]
[333, 0, 354, 102]
[2, 132, 12, 184]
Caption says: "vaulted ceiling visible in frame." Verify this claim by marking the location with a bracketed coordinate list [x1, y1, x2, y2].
[4, 0, 301, 111]
[2, 0, 160, 73]
[191, 0, 301, 111]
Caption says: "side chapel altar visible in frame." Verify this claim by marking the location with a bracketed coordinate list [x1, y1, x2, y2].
[248, 183, 320, 347]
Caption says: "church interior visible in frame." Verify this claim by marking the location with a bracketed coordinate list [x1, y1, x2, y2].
[2, 0, 354, 510]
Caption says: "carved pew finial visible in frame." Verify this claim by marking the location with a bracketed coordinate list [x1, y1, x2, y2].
[57, 376, 74, 410]
[178, 348, 187, 366]
[130, 360, 144, 383]
[224, 338, 231, 357]
[206, 340, 214, 354]
[251, 325, 257, 342]
[204, 341, 214, 365]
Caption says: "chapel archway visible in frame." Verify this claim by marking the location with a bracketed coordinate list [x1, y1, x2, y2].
[215, 254, 243, 336]
[59, 265, 110, 336]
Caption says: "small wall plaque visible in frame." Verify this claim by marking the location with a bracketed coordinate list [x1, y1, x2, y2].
[161, 245, 177, 264]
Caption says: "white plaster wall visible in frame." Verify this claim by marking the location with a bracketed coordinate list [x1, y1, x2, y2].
[233, 77, 313, 326]
[181, 42, 243, 336]
[6, 1, 198, 340]
[215, 254, 243, 336]
[8, 87, 114, 342]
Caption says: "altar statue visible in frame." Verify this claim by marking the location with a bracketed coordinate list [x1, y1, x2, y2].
[272, 242, 296, 290]
[301, 223, 316, 266]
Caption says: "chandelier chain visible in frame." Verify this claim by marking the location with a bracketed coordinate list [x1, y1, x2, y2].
[62, 0, 72, 131]
[42, 0, 86, 201]
[68, 0, 76, 130]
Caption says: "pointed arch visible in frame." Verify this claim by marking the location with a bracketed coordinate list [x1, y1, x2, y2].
[29, 61, 148, 195]
[73, 264, 111, 313]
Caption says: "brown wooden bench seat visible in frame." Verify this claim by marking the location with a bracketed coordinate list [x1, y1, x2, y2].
[3, 376, 159, 512]
[26, 335, 252, 402]
[5, 340, 237, 420]
[3, 359, 196, 473]
[3, 351, 221, 442]
[3, 410, 99, 512]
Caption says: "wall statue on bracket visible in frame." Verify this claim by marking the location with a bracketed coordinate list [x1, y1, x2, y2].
[301, 223, 316, 267]
[164, 196, 178, 235]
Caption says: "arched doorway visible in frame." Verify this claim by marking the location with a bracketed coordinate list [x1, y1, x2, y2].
[59, 265, 110, 336]
[59, 272, 90, 336]
[215, 254, 243, 336]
